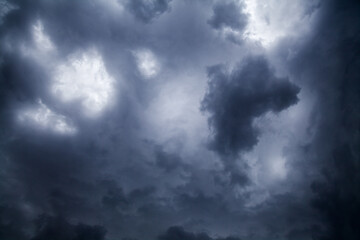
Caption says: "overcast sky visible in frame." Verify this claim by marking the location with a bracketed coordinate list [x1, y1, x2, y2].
[0, 0, 359, 240]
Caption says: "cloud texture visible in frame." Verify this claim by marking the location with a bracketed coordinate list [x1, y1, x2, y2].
[0, 0, 359, 239]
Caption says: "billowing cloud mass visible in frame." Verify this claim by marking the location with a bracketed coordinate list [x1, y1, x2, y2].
[0, 0, 359, 240]
[201, 56, 299, 157]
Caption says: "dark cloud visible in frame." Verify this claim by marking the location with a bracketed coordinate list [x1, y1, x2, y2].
[0, 205, 29, 240]
[207, 1, 247, 31]
[158, 226, 241, 240]
[126, 0, 172, 23]
[201, 56, 300, 157]
[102, 184, 129, 210]
[31, 215, 106, 240]
[0, 0, 359, 239]
[207, 1, 248, 44]
[278, 0, 360, 239]
[158, 226, 211, 240]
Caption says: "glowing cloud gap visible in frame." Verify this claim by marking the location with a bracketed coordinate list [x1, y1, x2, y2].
[52, 49, 115, 118]
[17, 100, 76, 135]
[133, 49, 160, 79]
[243, 0, 318, 47]
[32, 20, 55, 53]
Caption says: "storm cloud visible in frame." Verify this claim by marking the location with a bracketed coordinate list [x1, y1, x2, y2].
[201, 56, 299, 157]
[0, 0, 359, 239]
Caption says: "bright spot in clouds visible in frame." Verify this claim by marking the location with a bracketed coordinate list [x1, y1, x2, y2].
[32, 20, 55, 53]
[17, 99, 76, 135]
[133, 49, 160, 79]
[243, 0, 318, 47]
[270, 157, 287, 179]
[52, 49, 115, 117]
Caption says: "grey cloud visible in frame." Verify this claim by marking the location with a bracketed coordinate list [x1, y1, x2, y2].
[207, 1, 247, 31]
[126, 0, 172, 23]
[154, 145, 184, 172]
[277, 0, 360, 239]
[158, 226, 241, 240]
[201, 56, 300, 157]
[0, 205, 29, 240]
[207, 1, 248, 44]
[0, 0, 359, 239]
[31, 215, 106, 240]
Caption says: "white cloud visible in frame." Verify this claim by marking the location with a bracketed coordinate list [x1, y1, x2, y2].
[133, 49, 160, 79]
[243, 0, 320, 47]
[32, 20, 55, 53]
[52, 48, 115, 118]
[17, 99, 76, 135]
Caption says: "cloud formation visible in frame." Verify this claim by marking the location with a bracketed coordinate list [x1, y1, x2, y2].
[0, 0, 359, 239]
[31, 215, 106, 240]
[208, 1, 248, 31]
[126, 0, 172, 23]
[207, 1, 248, 44]
[158, 226, 241, 240]
[201, 56, 299, 157]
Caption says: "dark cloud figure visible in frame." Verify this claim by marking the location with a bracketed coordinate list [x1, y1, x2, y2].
[158, 226, 241, 240]
[31, 215, 106, 240]
[201, 56, 300, 157]
[207, 1, 247, 31]
[126, 0, 172, 23]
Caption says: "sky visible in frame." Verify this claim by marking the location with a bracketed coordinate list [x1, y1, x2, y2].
[0, 0, 359, 240]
